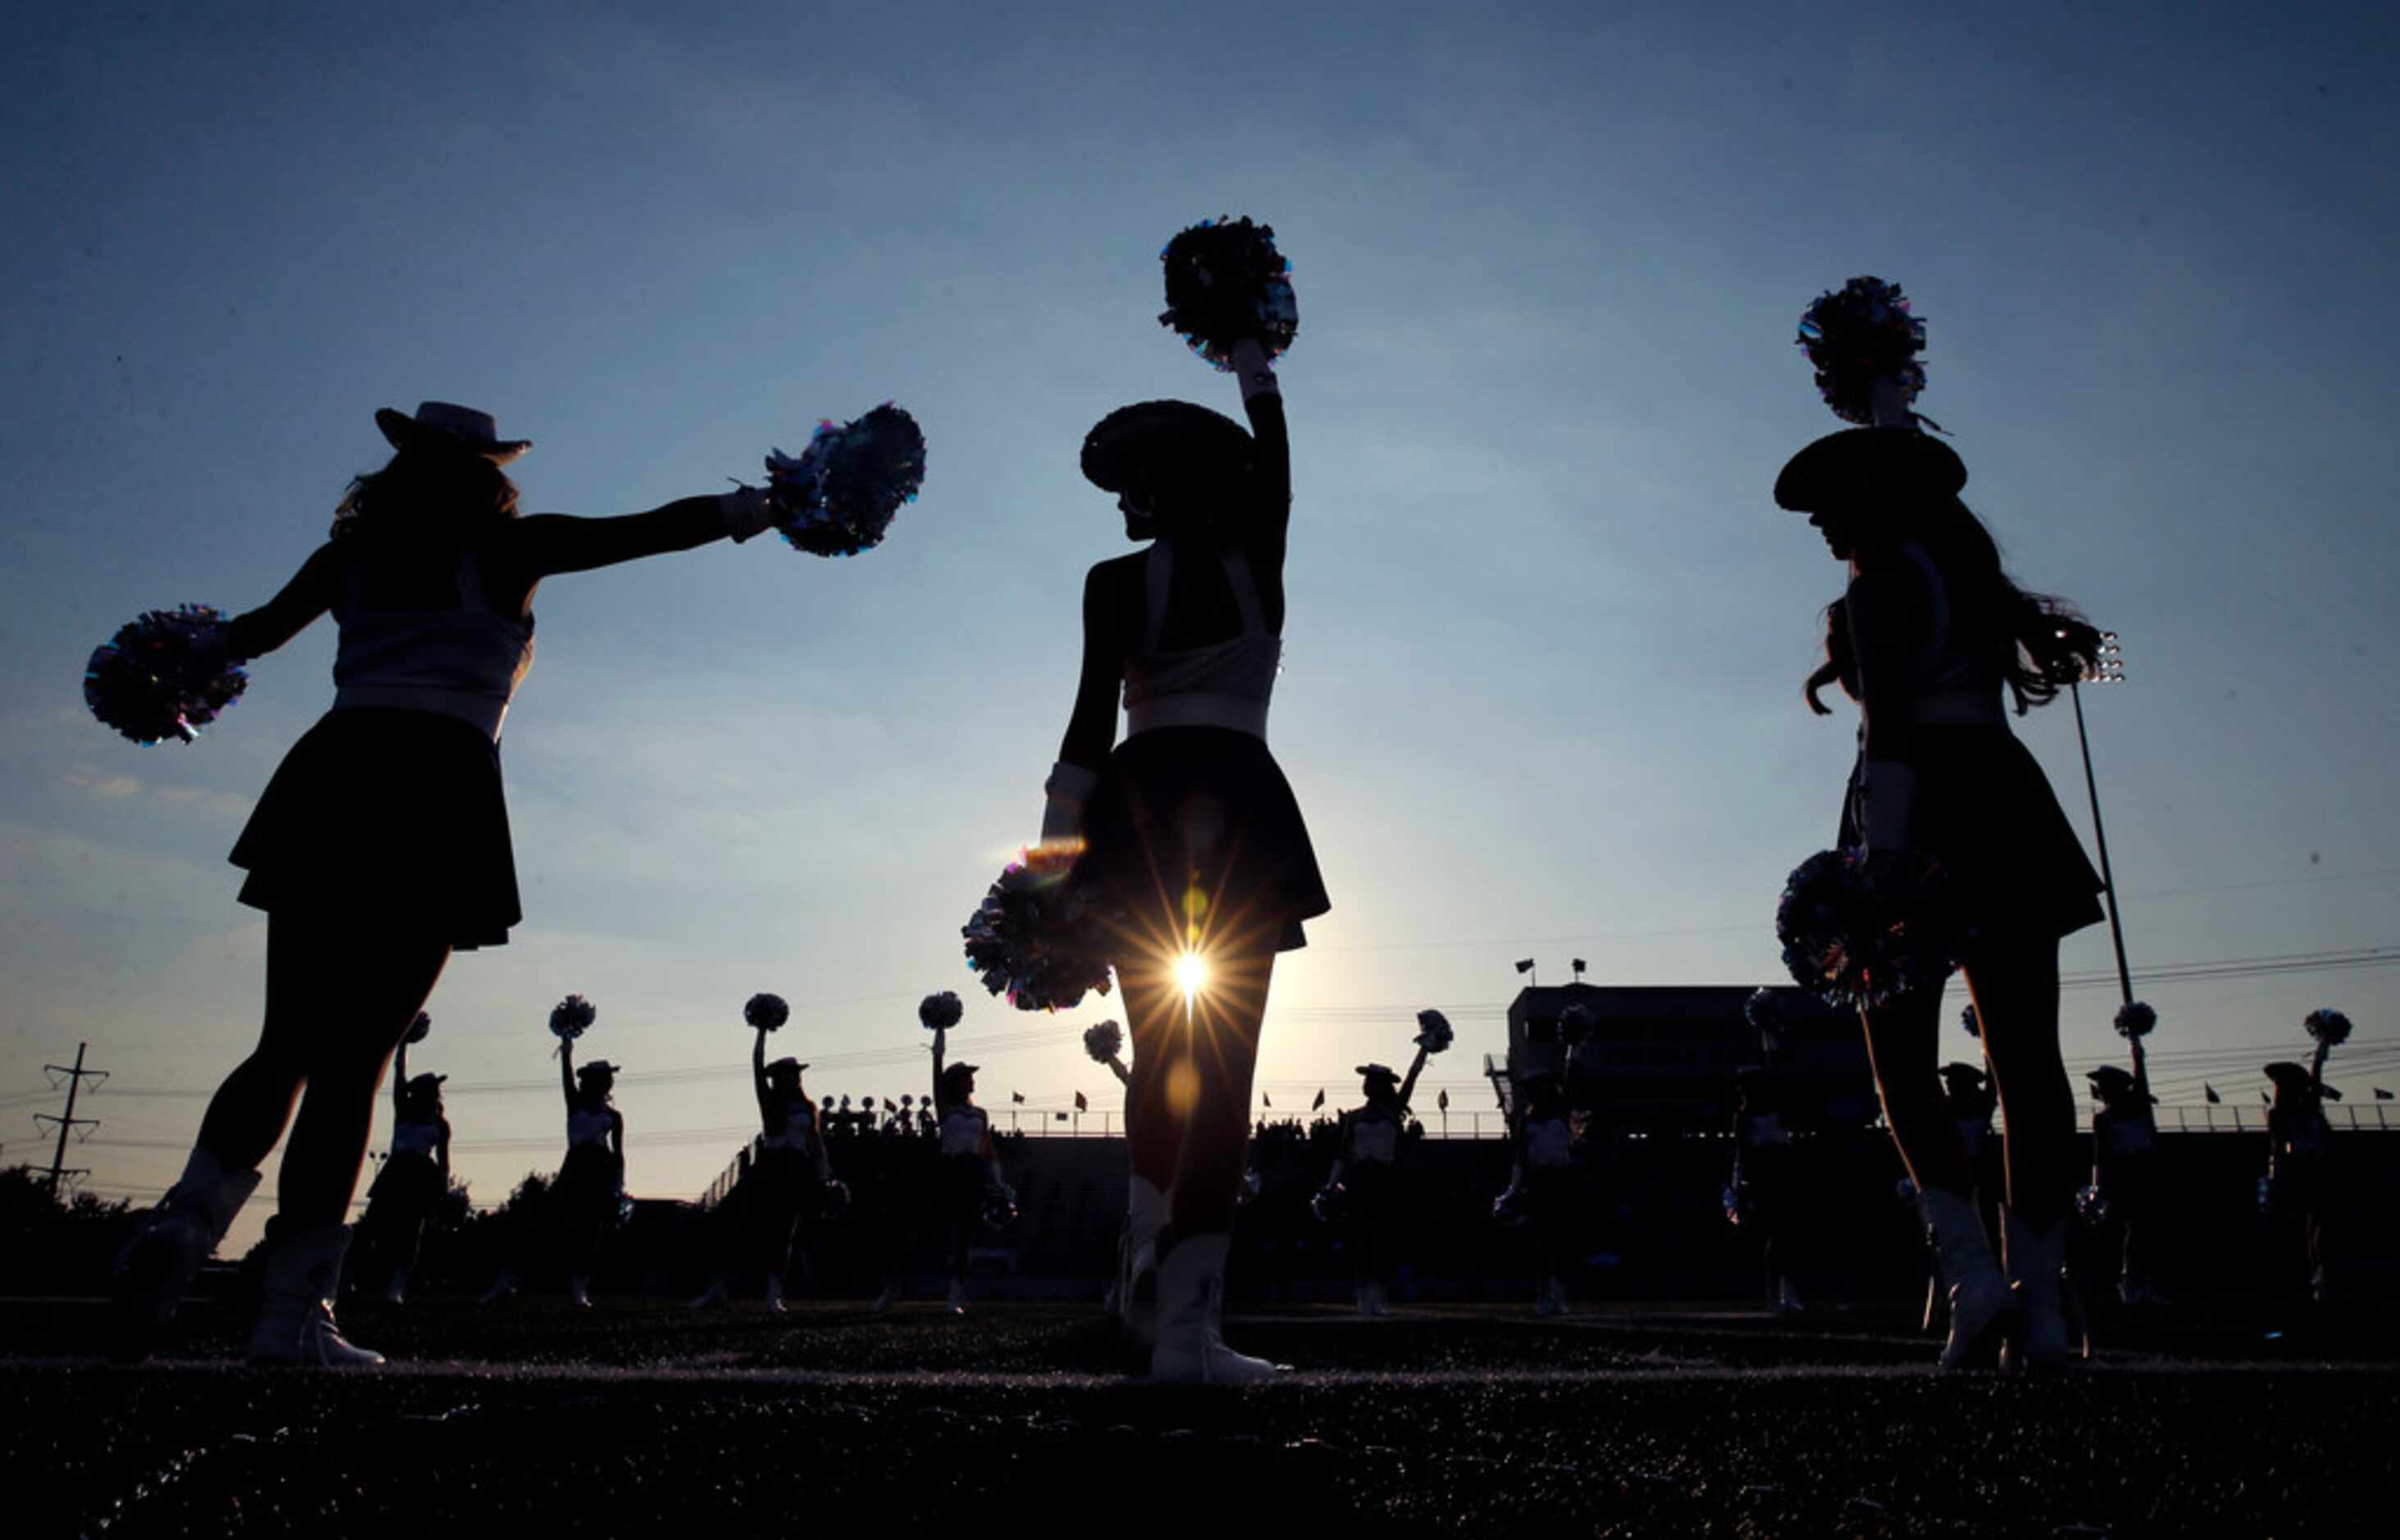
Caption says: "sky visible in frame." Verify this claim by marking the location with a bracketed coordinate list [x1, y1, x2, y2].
[2, 1, 2396, 1246]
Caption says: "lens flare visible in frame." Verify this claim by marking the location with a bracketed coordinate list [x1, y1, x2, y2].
[1174, 951, 1209, 1005]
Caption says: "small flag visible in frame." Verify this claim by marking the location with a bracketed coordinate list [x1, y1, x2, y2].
[1074, 1090, 1089, 1112]
[1514, 959, 1536, 974]
[1054, 1110, 1068, 1121]
[2203, 1084, 2220, 1104]
[884, 1098, 897, 1113]
[1311, 1088, 1325, 1110]
[1572, 958, 1587, 973]
[1437, 1089, 1450, 1112]
[2376, 1088, 2393, 1100]
[1263, 1092, 1273, 1108]
[1011, 1091, 1025, 1105]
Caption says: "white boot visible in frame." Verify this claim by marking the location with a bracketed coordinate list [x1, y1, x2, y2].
[247, 1224, 385, 1367]
[1922, 1188, 2015, 1370]
[1775, 1276, 1804, 1314]
[479, 1265, 520, 1307]
[1363, 1278, 1389, 1317]
[869, 1279, 899, 1314]
[1150, 1233, 1281, 1385]
[946, 1277, 968, 1315]
[763, 1273, 786, 1313]
[568, 1272, 594, 1310]
[1118, 1177, 1167, 1347]
[2000, 1207, 2070, 1371]
[110, 1148, 260, 1343]
[1548, 1277, 1572, 1317]
[380, 1272, 408, 1306]
[690, 1272, 728, 1310]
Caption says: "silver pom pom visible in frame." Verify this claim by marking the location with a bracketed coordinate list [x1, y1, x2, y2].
[919, 991, 964, 1031]
[2305, 1009, 2353, 1047]
[404, 1011, 431, 1046]
[745, 992, 790, 1032]
[2113, 1001, 2156, 1039]
[549, 994, 596, 1039]
[1414, 1009, 1455, 1055]
[1083, 1020, 1124, 1064]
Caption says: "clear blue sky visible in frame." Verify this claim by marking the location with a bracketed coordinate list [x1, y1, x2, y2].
[4, 2, 2396, 1243]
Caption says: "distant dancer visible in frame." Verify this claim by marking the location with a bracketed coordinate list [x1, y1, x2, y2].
[2264, 1061, 2337, 1301]
[2088, 1057, 2161, 1304]
[694, 1034, 839, 1311]
[110, 402, 781, 1365]
[922, 1019, 1008, 1314]
[1728, 1065, 1805, 1314]
[353, 1025, 449, 1305]
[1320, 1059, 1425, 1316]
[550, 1041, 626, 1309]
[1499, 1073, 1578, 1314]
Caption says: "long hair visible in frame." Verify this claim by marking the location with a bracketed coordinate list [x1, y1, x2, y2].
[331, 446, 520, 543]
[1807, 498, 2102, 714]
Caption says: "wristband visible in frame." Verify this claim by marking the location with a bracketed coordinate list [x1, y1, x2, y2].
[719, 485, 774, 543]
[1227, 337, 1278, 402]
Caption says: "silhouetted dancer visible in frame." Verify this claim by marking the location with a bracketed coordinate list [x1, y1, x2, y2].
[1728, 1065, 1805, 1313]
[694, 1037, 841, 1311]
[546, 1042, 626, 1309]
[2264, 1061, 2337, 1301]
[1496, 1073, 1578, 1314]
[1775, 287, 2110, 1370]
[353, 1025, 449, 1304]
[109, 402, 779, 1365]
[921, 1024, 1008, 1314]
[1035, 303, 1327, 1382]
[2088, 1055, 2162, 1305]
[1318, 1057, 1427, 1316]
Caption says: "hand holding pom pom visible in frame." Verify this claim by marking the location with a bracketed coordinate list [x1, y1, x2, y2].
[919, 991, 964, 1032]
[84, 605, 248, 745]
[1777, 847, 1968, 1012]
[2305, 1009, 2353, 1047]
[961, 855, 1116, 1013]
[764, 403, 927, 558]
[1159, 216, 1298, 371]
[549, 994, 597, 1040]
[745, 993, 790, 1032]
[1414, 1009, 1455, 1055]
[404, 1012, 432, 1046]
[1797, 276, 1928, 426]
[1744, 988, 1783, 1034]
[2114, 1001, 2157, 1040]
[1083, 1020, 1125, 1065]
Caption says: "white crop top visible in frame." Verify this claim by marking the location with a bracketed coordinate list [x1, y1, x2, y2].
[939, 1104, 989, 1158]
[390, 1119, 443, 1158]
[567, 1107, 615, 1149]
[1347, 1112, 1400, 1165]
[332, 548, 535, 740]
[763, 1099, 818, 1155]
[1121, 540, 1280, 740]
[1524, 1117, 1573, 1169]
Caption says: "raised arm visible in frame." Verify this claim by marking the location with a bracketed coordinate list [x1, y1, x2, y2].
[1108, 1056, 1131, 1089]
[435, 1121, 453, 1187]
[393, 1042, 409, 1118]
[224, 541, 344, 661]
[2130, 1035, 2150, 1105]
[494, 490, 772, 584]
[930, 1027, 948, 1112]
[559, 1039, 576, 1112]
[1396, 1046, 1431, 1115]
[1228, 338, 1290, 567]
[752, 1029, 772, 1125]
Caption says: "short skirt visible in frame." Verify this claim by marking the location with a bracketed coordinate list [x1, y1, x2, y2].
[367, 1149, 444, 1210]
[1071, 727, 1332, 956]
[553, 1143, 625, 1227]
[1839, 723, 2104, 942]
[230, 707, 520, 949]
[937, 1150, 988, 1211]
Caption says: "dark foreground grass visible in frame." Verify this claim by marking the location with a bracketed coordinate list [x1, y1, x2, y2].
[4, 1296, 2394, 1537]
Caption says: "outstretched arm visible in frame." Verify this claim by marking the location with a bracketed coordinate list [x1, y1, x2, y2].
[224, 542, 343, 661]
[1108, 1056, 1131, 1089]
[494, 490, 772, 584]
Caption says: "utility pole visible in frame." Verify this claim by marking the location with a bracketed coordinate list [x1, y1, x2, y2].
[36, 1041, 107, 1199]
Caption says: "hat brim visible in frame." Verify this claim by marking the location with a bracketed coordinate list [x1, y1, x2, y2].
[1081, 401, 1254, 494]
[376, 407, 532, 466]
[1774, 427, 1965, 512]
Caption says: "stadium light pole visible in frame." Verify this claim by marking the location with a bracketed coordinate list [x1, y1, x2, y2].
[2067, 631, 2134, 1006]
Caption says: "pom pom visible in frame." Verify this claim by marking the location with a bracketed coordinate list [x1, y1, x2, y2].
[1083, 1019, 1124, 1064]
[1722, 1182, 1753, 1228]
[960, 853, 1116, 1013]
[1776, 848, 1968, 1012]
[549, 993, 597, 1040]
[1414, 1009, 1455, 1055]
[1158, 216, 1299, 371]
[2305, 1009, 2353, 1047]
[83, 605, 248, 745]
[765, 403, 927, 558]
[2074, 1184, 2113, 1228]
[1960, 1003, 1981, 1040]
[2114, 1001, 2157, 1039]
[1491, 1183, 1529, 1228]
[1744, 988, 1783, 1033]
[745, 992, 790, 1032]
[1310, 1182, 1352, 1228]
[981, 1182, 1019, 1232]
[1797, 276, 1927, 426]
[918, 991, 964, 1031]
[404, 1012, 431, 1046]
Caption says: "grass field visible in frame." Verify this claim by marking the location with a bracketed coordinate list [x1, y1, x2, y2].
[5, 1294, 2394, 1537]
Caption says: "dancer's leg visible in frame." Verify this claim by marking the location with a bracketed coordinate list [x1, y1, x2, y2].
[1961, 936, 2074, 1232]
[1121, 965, 1189, 1201]
[1167, 945, 1271, 1237]
[1857, 984, 1970, 1198]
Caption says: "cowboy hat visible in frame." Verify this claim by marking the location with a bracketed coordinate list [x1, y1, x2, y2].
[1081, 400, 1255, 495]
[1774, 426, 1965, 513]
[375, 401, 532, 464]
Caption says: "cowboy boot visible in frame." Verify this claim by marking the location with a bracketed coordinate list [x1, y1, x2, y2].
[1922, 1187, 2016, 1370]
[1118, 1177, 1166, 1348]
[1999, 1206, 2071, 1371]
[247, 1224, 385, 1367]
[763, 1273, 786, 1313]
[1150, 1233, 1280, 1385]
[110, 1148, 260, 1348]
